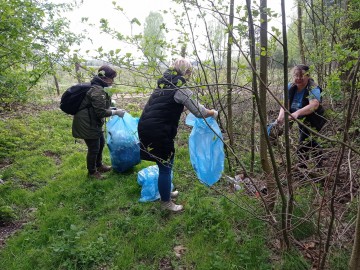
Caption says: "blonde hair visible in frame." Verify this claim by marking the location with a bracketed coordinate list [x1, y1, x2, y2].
[171, 58, 192, 76]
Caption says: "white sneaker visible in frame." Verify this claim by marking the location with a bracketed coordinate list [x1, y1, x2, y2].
[161, 201, 184, 212]
[170, 190, 179, 198]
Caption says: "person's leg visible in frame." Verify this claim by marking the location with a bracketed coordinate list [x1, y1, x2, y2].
[95, 134, 111, 172]
[308, 134, 323, 167]
[156, 159, 173, 202]
[297, 125, 311, 167]
[297, 125, 323, 168]
[84, 138, 101, 175]
[156, 158, 183, 212]
[95, 134, 105, 167]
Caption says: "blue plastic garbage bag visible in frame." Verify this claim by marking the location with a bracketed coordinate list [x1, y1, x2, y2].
[267, 121, 277, 136]
[185, 113, 224, 186]
[137, 165, 174, 202]
[106, 113, 140, 173]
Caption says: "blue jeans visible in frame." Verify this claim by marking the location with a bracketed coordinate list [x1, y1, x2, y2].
[156, 158, 174, 202]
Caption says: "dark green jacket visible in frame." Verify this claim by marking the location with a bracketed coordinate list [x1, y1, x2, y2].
[72, 77, 113, 139]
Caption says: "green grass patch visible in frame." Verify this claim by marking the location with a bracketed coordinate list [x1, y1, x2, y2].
[0, 108, 312, 269]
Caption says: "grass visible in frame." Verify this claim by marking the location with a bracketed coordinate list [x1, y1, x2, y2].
[0, 106, 275, 269]
[0, 102, 350, 269]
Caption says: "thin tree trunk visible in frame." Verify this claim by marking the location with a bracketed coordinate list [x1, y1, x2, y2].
[53, 75, 60, 96]
[309, 0, 323, 85]
[297, 0, 306, 64]
[73, 54, 82, 83]
[348, 57, 360, 270]
[226, 0, 234, 148]
[246, 1, 257, 174]
[50, 61, 60, 95]
[259, 0, 275, 210]
[281, 0, 292, 249]
[350, 197, 360, 269]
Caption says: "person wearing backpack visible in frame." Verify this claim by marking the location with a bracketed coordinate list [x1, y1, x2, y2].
[138, 58, 218, 212]
[72, 65, 125, 179]
[276, 64, 326, 168]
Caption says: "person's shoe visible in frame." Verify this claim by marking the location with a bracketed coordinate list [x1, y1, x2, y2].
[161, 201, 183, 212]
[97, 164, 112, 173]
[170, 190, 179, 198]
[88, 171, 104, 180]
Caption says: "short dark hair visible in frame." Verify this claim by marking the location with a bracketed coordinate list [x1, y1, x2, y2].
[295, 64, 310, 72]
[98, 65, 117, 79]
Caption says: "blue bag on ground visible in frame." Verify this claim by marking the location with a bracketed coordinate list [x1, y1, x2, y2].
[185, 113, 224, 186]
[106, 113, 140, 172]
[137, 165, 174, 202]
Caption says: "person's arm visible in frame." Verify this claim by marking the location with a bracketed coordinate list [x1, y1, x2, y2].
[290, 87, 321, 120]
[290, 99, 319, 120]
[276, 84, 291, 125]
[276, 107, 285, 125]
[90, 87, 113, 118]
[174, 88, 216, 118]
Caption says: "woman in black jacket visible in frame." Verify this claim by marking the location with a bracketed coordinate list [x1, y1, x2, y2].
[72, 65, 125, 179]
[138, 58, 218, 212]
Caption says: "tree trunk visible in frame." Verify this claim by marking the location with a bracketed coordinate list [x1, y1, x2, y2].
[73, 54, 82, 83]
[281, 0, 292, 249]
[350, 197, 360, 269]
[349, 57, 360, 270]
[245, 1, 257, 174]
[53, 74, 60, 96]
[309, 0, 324, 86]
[297, 0, 306, 64]
[259, 0, 275, 210]
[226, 0, 234, 147]
[50, 61, 60, 96]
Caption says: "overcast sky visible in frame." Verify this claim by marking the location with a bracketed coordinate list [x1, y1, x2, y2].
[65, 0, 296, 59]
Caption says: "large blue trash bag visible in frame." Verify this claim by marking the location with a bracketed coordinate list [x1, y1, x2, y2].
[137, 165, 174, 202]
[106, 113, 140, 172]
[185, 113, 224, 186]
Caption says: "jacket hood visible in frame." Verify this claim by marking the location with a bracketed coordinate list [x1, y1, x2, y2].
[157, 69, 186, 89]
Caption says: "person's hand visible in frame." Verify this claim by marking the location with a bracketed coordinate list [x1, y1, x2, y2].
[112, 109, 126, 118]
[290, 111, 300, 120]
[211, 109, 218, 119]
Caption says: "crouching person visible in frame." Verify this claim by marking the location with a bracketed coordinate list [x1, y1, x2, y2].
[276, 64, 326, 168]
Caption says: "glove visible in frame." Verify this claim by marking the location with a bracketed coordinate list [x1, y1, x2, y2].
[112, 109, 126, 118]
[211, 109, 218, 119]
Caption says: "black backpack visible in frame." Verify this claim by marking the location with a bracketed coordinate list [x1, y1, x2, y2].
[60, 83, 92, 115]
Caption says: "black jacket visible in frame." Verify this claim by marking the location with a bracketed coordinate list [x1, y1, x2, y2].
[138, 70, 186, 162]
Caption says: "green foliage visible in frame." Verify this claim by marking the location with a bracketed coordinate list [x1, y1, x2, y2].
[0, 0, 79, 108]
